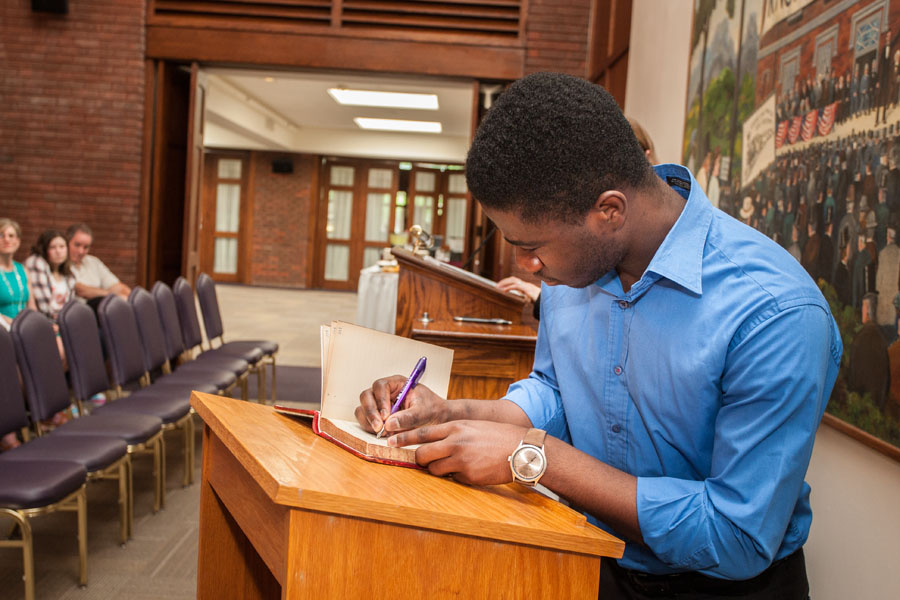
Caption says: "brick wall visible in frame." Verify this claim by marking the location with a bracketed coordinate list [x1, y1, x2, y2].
[248, 151, 317, 288]
[0, 0, 145, 284]
[524, 0, 592, 76]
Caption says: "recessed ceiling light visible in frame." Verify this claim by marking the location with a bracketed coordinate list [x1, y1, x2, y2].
[264, 77, 274, 83]
[329, 88, 439, 110]
[354, 117, 442, 133]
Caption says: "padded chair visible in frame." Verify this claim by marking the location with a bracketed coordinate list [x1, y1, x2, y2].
[0, 460, 88, 600]
[172, 276, 267, 402]
[6, 311, 132, 543]
[95, 294, 202, 486]
[195, 273, 279, 400]
[151, 281, 250, 400]
[129, 287, 238, 395]
[58, 300, 167, 516]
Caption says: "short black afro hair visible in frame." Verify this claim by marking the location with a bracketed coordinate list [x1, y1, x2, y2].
[466, 72, 654, 223]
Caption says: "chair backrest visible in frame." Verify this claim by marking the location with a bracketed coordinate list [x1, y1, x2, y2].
[58, 299, 110, 402]
[0, 326, 30, 437]
[151, 281, 186, 363]
[10, 310, 72, 422]
[195, 273, 224, 340]
[172, 276, 204, 351]
[129, 287, 169, 373]
[96, 294, 148, 387]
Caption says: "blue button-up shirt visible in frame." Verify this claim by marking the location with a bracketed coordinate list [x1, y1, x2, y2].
[506, 164, 842, 579]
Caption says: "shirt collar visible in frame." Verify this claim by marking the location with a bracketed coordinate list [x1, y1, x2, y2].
[635, 164, 713, 296]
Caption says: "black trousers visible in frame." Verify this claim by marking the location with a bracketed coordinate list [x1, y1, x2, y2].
[598, 549, 809, 600]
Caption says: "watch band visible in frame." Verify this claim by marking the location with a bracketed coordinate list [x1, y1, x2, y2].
[523, 428, 546, 448]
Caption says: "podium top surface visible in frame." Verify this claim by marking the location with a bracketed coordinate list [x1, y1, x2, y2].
[192, 392, 624, 558]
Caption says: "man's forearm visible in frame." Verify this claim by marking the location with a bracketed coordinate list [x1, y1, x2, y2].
[446, 398, 533, 427]
[74, 282, 111, 299]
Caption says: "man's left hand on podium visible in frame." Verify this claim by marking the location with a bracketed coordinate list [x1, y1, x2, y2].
[388, 420, 528, 486]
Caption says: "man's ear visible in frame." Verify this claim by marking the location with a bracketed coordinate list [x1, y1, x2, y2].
[587, 190, 627, 231]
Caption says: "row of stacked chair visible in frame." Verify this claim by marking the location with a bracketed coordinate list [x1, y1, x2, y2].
[0, 275, 278, 600]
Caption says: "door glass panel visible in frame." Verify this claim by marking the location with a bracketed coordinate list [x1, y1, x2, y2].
[368, 168, 393, 189]
[215, 183, 240, 232]
[365, 193, 391, 242]
[217, 158, 241, 179]
[447, 173, 467, 194]
[414, 195, 435, 233]
[363, 247, 381, 269]
[213, 238, 238, 274]
[415, 171, 436, 192]
[324, 244, 350, 281]
[445, 197, 467, 253]
[327, 190, 353, 239]
[330, 166, 355, 187]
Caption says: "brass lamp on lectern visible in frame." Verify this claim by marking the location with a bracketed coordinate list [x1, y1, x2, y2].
[409, 225, 434, 256]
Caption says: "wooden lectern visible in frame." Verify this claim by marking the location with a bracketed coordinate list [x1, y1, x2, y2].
[192, 392, 624, 599]
[392, 247, 528, 337]
[412, 320, 537, 400]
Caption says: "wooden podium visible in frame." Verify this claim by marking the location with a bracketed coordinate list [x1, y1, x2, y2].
[192, 393, 624, 599]
[411, 320, 537, 400]
[392, 247, 529, 337]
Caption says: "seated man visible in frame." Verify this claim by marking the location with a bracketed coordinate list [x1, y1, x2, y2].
[66, 223, 130, 304]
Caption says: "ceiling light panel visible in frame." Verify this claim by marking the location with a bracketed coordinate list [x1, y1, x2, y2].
[354, 118, 442, 133]
[329, 88, 439, 110]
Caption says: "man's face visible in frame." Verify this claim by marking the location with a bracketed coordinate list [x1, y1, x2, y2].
[68, 231, 92, 266]
[483, 206, 626, 289]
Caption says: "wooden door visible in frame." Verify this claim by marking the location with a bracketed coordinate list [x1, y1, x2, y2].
[315, 159, 400, 290]
[183, 62, 207, 286]
[200, 152, 251, 283]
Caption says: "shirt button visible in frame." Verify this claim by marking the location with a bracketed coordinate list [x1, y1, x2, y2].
[613, 366, 623, 375]
[611, 424, 622, 433]
[618, 300, 629, 309]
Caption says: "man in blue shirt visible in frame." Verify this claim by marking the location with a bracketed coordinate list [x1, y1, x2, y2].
[357, 72, 840, 598]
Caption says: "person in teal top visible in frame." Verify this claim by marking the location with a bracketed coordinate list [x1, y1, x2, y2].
[0, 218, 36, 329]
[1, 218, 37, 451]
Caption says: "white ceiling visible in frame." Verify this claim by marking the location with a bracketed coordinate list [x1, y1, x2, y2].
[202, 67, 476, 163]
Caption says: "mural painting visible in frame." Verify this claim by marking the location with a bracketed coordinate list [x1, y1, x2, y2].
[684, 0, 900, 458]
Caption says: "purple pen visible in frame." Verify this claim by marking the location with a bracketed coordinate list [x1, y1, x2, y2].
[377, 356, 427, 438]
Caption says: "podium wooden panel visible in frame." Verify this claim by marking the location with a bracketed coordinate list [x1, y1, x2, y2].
[192, 392, 624, 600]
[412, 320, 537, 400]
[393, 247, 528, 338]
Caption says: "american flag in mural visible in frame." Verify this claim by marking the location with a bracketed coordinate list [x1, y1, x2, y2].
[775, 120, 788, 148]
[801, 109, 817, 141]
[788, 115, 802, 144]
[817, 102, 837, 136]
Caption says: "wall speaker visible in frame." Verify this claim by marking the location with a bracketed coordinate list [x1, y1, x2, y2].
[32, 0, 68, 14]
[272, 158, 294, 174]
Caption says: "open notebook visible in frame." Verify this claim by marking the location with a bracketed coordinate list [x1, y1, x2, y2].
[274, 321, 453, 467]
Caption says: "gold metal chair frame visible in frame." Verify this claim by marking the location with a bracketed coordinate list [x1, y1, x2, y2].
[0, 484, 88, 600]
[32, 421, 133, 544]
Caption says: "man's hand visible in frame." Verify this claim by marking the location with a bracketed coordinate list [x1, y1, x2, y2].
[355, 376, 449, 435]
[390, 420, 529, 486]
[496, 276, 541, 303]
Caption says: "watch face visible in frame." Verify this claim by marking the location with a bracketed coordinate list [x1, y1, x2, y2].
[512, 445, 545, 481]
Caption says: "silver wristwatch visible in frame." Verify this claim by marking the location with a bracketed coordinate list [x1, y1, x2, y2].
[508, 428, 547, 486]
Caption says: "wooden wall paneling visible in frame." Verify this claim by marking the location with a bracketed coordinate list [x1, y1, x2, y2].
[146, 28, 525, 81]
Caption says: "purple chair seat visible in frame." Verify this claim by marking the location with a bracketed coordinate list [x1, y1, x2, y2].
[95, 391, 191, 424]
[191, 352, 250, 376]
[55, 412, 163, 446]
[0, 460, 86, 509]
[0, 434, 128, 472]
[153, 367, 233, 392]
[218, 340, 276, 358]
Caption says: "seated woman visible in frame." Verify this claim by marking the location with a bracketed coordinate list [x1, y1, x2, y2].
[0, 218, 37, 450]
[24, 229, 76, 323]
